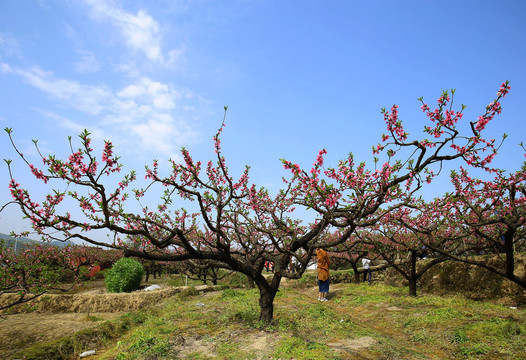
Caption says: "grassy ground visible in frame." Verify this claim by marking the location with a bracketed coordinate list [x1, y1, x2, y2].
[8, 267, 526, 360]
[17, 280, 523, 360]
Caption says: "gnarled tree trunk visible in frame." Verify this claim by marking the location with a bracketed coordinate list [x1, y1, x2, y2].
[254, 273, 281, 323]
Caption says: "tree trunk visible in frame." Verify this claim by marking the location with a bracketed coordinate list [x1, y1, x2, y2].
[247, 275, 255, 289]
[408, 278, 417, 296]
[211, 268, 219, 285]
[351, 263, 361, 283]
[254, 274, 280, 323]
[258, 287, 276, 323]
[504, 232, 515, 278]
[408, 250, 418, 296]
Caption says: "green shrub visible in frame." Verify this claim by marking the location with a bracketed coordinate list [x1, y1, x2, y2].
[105, 258, 145, 293]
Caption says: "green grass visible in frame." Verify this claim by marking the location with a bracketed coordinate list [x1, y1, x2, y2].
[272, 336, 339, 360]
[12, 281, 526, 360]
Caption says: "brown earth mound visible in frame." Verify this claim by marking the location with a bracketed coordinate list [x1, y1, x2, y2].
[0, 284, 219, 359]
[0, 284, 220, 314]
[1, 286, 183, 314]
[0, 312, 122, 359]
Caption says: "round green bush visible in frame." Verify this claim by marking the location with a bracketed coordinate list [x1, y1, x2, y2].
[104, 257, 145, 293]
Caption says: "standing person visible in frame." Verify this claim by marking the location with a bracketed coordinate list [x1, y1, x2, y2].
[316, 247, 331, 301]
[362, 254, 372, 285]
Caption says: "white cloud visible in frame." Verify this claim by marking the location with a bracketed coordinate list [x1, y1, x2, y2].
[3, 63, 200, 160]
[0, 33, 22, 59]
[117, 84, 142, 98]
[62, 23, 101, 74]
[117, 78, 179, 110]
[82, 0, 169, 64]
[74, 50, 102, 74]
[35, 109, 106, 141]
[1, 62, 13, 73]
[62, 23, 83, 47]
[130, 114, 188, 158]
[7, 66, 112, 115]
[168, 47, 186, 66]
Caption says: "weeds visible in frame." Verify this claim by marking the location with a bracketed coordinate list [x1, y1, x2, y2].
[10, 282, 526, 360]
[412, 330, 434, 344]
[459, 343, 491, 357]
[126, 330, 171, 358]
[452, 329, 470, 344]
[272, 336, 340, 360]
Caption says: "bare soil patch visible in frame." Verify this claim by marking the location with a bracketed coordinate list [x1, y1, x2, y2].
[327, 336, 377, 352]
[0, 281, 210, 359]
[0, 312, 122, 359]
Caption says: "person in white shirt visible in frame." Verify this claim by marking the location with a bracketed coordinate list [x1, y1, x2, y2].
[362, 255, 372, 285]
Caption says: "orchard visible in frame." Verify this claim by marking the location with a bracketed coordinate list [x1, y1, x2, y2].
[0, 242, 122, 310]
[2, 82, 524, 323]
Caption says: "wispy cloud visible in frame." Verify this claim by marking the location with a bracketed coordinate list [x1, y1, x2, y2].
[1, 63, 201, 160]
[0, 33, 22, 59]
[2, 64, 112, 115]
[62, 22, 83, 47]
[82, 0, 178, 65]
[73, 50, 102, 74]
[62, 23, 102, 74]
[35, 109, 106, 141]
[1, 1, 204, 162]
[117, 78, 180, 110]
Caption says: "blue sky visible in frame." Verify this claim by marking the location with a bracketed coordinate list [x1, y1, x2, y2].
[1, 0, 525, 237]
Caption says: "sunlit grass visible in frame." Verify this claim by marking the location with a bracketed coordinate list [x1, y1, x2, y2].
[14, 281, 526, 360]
[272, 336, 341, 360]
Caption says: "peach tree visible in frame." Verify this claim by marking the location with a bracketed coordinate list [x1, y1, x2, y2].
[3, 82, 510, 322]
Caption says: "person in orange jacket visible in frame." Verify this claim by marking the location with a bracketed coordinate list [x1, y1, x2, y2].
[316, 247, 331, 302]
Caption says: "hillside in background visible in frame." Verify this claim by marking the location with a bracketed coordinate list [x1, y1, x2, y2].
[0, 233, 72, 252]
